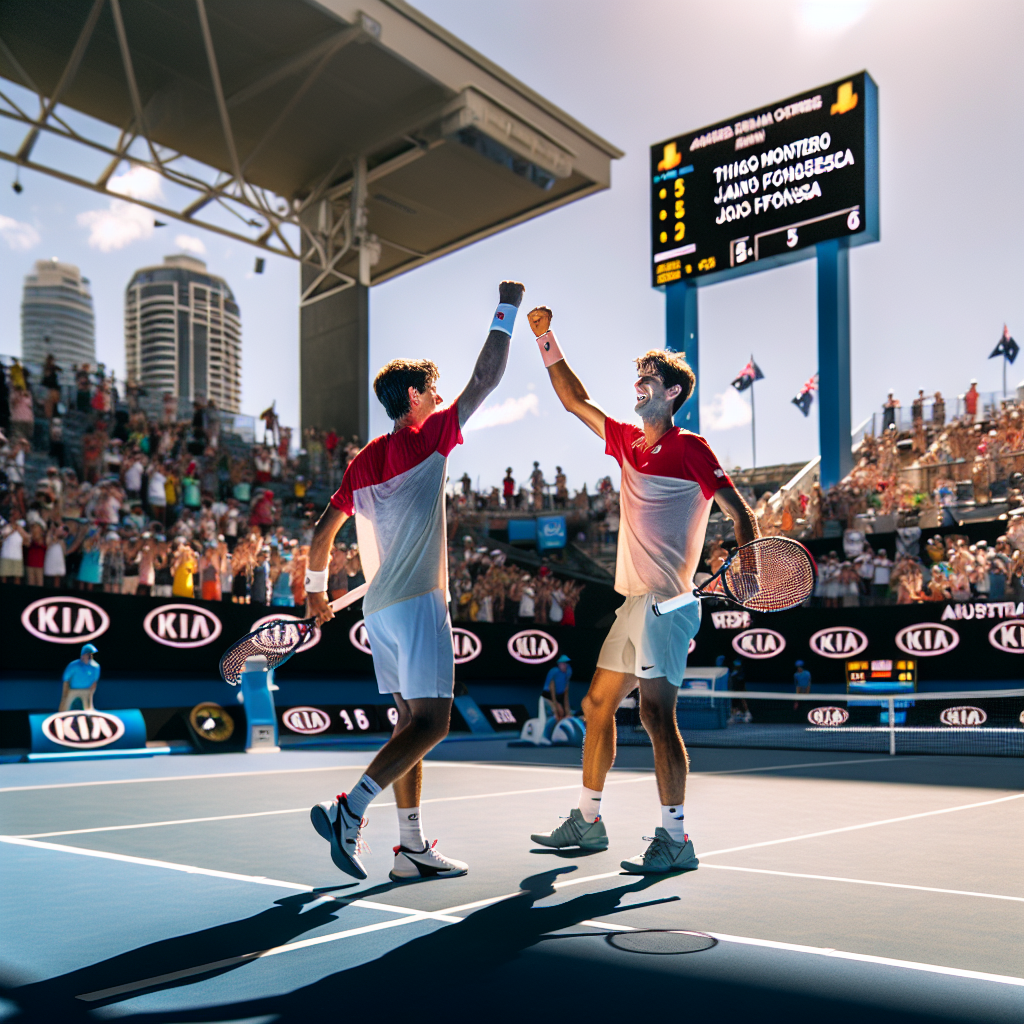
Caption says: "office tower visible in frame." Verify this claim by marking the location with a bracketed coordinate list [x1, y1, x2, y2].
[21, 258, 96, 371]
[125, 254, 242, 413]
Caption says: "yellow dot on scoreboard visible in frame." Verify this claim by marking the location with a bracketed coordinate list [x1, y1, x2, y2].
[660, 231, 667, 243]
[659, 188, 667, 199]
[659, 209, 667, 220]
[685, 264, 692, 273]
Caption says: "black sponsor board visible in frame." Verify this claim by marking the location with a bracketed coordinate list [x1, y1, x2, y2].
[2, 584, 1021, 688]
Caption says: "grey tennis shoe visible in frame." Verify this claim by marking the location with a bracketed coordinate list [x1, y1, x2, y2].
[311, 793, 369, 879]
[620, 828, 699, 874]
[531, 808, 609, 851]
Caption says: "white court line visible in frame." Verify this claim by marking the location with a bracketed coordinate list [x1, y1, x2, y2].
[697, 792, 1024, 858]
[696, 756, 916, 775]
[10, 775, 655, 839]
[697, 864, 1024, 902]
[0, 759, 583, 795]
[575, 920, 1024, 987]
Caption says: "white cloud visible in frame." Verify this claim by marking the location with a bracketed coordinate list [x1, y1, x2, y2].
[77, 165, 164, 252]
[464, 393, 540, 431]
[174, 234, 206, 256]
[0, 214, 41, 250]
[798, 0, 870, 34]
[701, 387, 752, 430]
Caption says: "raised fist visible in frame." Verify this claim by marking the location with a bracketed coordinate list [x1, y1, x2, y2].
[499, 280, 526, 308]
[527, 306, 552, 337]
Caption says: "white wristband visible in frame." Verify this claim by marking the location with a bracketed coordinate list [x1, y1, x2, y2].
[304, 569, 328, 593]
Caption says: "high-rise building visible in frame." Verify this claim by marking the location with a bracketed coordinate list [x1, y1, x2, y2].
[21, 258, 96, 371]
[124, 255, 242, 413]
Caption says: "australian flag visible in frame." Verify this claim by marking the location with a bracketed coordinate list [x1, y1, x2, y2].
[791, 373, 818, 417]
[731, 359, 765, 392]
[989, 324, 1019, 364]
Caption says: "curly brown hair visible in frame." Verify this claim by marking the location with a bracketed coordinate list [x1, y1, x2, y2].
[373, 358, 440, 421]
[634, 349, 695, 414]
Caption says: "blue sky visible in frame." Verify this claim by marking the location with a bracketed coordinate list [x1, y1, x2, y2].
[1, 0, 1021, 496]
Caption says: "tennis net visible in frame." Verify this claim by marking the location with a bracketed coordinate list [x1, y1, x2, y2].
[615, 689, 1024, 757]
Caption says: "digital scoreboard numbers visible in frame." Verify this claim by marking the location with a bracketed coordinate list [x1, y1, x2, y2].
[651, 72, 877, 287]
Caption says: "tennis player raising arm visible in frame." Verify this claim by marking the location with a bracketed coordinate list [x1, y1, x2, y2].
[527, 305, 757, 873]
[302, 280, 524, 884]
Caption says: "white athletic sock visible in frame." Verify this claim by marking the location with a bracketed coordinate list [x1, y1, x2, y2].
[397, 807, 426, 851]
[661, 804, 686, 843]
[578, 786, 603, 823]
[344, 774, 381, 819]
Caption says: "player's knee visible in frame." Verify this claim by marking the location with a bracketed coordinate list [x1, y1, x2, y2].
[639, 700, 675, 734]
[581, 691, 613, 720]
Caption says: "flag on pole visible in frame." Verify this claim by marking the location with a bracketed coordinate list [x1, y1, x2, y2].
[989, 324, 1019, 365]
[791, 372, 818, 417]
[731, 359, 765, 392]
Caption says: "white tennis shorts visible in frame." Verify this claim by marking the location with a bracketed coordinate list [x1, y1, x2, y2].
[596, 594, 701, 686]
[363, 588, 454, 700]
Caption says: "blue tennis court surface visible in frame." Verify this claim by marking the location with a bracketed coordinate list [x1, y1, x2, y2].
[1, 745, 1021, 1023]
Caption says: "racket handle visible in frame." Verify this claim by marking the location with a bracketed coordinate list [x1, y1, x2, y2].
[328, 582, 369, 613]
[651, 591, 698, 617]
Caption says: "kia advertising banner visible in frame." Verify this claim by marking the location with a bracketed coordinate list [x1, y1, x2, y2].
[2, 584, 1022, 685]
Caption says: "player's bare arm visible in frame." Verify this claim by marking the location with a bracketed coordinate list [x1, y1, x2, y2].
[527, 306, 608, 438]
[305, 502, 349, 625]
[714, 485, 759, 547]
[457, 281, 525, 428]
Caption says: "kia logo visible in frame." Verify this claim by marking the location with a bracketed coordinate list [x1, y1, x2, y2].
[507, 629, 559, 664]
[809, 627, 868, 659]
[282, 707, 332, 735]
[939, 706, 987, 727]
[732, 627, 786, 659]
[807, 706, 849, 727]
[453, 628, 482, 664]
[350, 620, 372, 655]
[895, 623, 959, 657]
[251, 613, 321, 652]
[712, 610, 751, 630]
[143, 604, 223, 649]
[988, 619, 1024, 654]
[41, 710, 125, 749]
[21, 596, 110, 644]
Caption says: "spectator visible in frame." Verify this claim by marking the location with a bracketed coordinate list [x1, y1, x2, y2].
[41, 354, 62, 419]
[964, 379, 980, 423]
[24, 522, 47, 587]
[554, 466, 568, 509]
[882, 391, 900, 431]
[872, 548, 893, 603]
[932, 391, 946, 428]
[171, 540, 197, 598]
[503, 467, 516, 509]
[1, 518, 29, 583]
[530, 461, 545, 510]
[250, 546, 272, 606]
[793, 659, 811, 710]
[9, 386, 33, 442]
[101, 532, 125, 594]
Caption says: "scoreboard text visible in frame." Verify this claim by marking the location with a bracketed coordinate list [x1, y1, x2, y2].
[651, 72, 877, 287]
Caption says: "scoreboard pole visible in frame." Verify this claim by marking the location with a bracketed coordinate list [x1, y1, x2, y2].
[666, 279, 700, 432]
[817, 238, 853, 489]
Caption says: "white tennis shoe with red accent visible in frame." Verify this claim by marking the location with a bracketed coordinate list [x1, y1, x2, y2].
[390, 840, 468, 882]
[310, 793, 369, 879]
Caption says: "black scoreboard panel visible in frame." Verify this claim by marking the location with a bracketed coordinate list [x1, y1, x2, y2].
[651, 73, 877, 287]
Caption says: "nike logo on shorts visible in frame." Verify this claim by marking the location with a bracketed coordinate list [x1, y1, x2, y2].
[641, 665, 655, 671]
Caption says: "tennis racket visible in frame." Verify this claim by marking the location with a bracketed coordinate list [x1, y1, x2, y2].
[219, 582, 369, 685]
[652, 536, 816, 617]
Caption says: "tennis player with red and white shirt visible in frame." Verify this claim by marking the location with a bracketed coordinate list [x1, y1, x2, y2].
[304, 281, 525, 882]
[527, 306, 758, 873]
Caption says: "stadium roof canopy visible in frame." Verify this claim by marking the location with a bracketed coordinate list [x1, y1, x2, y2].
[0, 0, 621, 304]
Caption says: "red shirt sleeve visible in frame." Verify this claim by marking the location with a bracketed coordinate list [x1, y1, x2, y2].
[604, 417, 640, 467]
[427, 402, 463, 457]
[684, 434, 733, 499]
[330, 464, 355, 515]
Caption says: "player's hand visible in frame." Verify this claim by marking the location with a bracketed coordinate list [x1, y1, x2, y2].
[306, 591, 334, 627]
[527, 306, 552, 337]
[498, 280, 525, 308]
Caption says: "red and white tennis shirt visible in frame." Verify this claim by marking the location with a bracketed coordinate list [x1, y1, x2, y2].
[604, 417, 733, 600]
[330, 403, 462, 616]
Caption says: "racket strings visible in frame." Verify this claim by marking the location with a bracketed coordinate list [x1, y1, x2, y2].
[721, 536, 816, 612]
[219, 619, 317, 685]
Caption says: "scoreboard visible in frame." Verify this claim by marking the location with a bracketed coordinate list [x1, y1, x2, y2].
[651, 72, 878, 287]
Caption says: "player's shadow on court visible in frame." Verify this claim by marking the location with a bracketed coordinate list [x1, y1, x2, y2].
[0, 883, 401, 1022]
[2, 868, 675, 1023]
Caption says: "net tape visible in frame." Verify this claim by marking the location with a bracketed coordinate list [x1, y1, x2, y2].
[219, 618, 318, 686]
[617, 688, 1024, 757]
[718, 536, 817, 612]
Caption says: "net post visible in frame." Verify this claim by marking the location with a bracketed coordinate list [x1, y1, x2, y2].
[888, 697, 895, 756]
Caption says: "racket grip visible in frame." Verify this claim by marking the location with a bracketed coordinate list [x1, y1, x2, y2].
[651, 591, 698, 617]
[328, 581, 369, 612]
